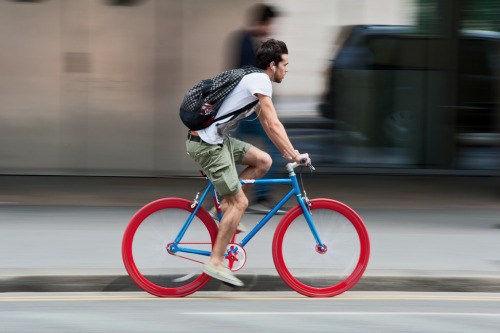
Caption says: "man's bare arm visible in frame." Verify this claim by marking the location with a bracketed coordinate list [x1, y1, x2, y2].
[256, 94, 309, 164]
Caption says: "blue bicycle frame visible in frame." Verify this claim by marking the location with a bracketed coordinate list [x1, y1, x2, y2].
[169, 165, 324, 257]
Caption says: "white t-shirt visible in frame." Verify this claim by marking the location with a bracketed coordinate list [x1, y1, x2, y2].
[198, 72, 272, 144]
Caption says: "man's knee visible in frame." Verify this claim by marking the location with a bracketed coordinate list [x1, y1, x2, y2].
[259, 152, 272, 173]
[243, 146, 272, 173]
[236, 192, 249, 210]
[263, 153, 273, 172]
[226, 191, 248, 211]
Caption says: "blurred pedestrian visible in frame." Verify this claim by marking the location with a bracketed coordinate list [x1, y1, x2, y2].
[229, 4, 285, 214]
[233, 4, 278, 69]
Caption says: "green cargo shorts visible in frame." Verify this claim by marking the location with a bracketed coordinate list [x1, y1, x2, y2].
[186, 135, 252, 197]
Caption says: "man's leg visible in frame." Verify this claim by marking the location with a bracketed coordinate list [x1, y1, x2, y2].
[207, 189, 248, 270]
[239, 145, 287, 214]
[218, 145, 271, 213]
[240, 145, 272, 186]
[238, 121, 279, 203]
[194, 136, 249, 286]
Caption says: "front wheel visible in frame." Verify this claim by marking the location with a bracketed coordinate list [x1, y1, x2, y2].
[273, 199, 370, 297]
[122, 198, 218, 297]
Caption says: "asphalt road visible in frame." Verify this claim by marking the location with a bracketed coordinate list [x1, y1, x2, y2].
[0, 205, 499, 293]
[0, 173, 499, 294]
[1, 292, 499, 332]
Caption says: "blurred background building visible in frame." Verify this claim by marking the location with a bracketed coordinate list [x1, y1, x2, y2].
[0, 0, 498, 176]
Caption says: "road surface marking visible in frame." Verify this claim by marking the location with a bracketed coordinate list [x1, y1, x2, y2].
[1, 293, 500, 302]
[184, 311, 500, 317]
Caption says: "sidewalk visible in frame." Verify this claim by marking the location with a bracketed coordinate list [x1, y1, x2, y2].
[0, 174, 499, 294]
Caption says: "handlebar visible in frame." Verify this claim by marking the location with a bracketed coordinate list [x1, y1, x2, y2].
[286, 160, 315, 172]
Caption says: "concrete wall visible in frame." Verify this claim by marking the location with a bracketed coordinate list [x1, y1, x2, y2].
[0, 0, 414, 176]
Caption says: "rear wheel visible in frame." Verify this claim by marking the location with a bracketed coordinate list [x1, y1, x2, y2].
[273, 199, 370, 297]
[122, 198, 218, 297]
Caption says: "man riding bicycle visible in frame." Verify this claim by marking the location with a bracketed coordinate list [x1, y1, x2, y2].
[186, 39, 310, 287]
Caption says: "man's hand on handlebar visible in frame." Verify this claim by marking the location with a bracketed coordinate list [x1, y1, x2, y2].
[283, 149, 311, 166]
[294, 153, 310, 166]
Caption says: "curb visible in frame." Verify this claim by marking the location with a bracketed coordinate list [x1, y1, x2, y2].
[2, 275, 500, 294]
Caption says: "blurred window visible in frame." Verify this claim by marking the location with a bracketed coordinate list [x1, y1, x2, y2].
[368, 36, 434, 70]
[461, 0, 500, 32]
[368, 37, 396, 67]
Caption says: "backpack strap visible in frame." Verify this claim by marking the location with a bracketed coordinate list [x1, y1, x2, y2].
[214, 100, 259, 123]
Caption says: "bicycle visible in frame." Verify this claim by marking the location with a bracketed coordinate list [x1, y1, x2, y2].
[122, 161, 370, 297]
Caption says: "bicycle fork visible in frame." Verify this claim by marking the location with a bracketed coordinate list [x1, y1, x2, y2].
[289, 170, 326, 252]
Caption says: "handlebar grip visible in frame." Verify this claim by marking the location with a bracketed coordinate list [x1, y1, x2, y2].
[300, 158, 308, 165]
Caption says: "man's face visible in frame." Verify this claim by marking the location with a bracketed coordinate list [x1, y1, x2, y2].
[273, 54, 289, 83]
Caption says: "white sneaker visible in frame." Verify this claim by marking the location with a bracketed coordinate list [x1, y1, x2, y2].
[202, 262, 244, 287]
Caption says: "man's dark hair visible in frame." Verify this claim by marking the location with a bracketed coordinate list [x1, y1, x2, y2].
[255, 39, 288, 69]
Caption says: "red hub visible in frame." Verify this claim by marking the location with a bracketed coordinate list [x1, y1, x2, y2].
[166, 242, 175, 254]
[316, 243, 327, 254]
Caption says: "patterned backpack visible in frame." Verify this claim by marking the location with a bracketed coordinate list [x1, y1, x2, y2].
[179, 66, 263, 130]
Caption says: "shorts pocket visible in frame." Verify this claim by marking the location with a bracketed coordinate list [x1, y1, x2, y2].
[191, 144, 222, 166]
[210, 164, 240, 196]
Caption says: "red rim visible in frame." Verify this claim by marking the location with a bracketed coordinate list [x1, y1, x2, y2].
[122, 198, 218, 297]
[272, 199, 370, 297]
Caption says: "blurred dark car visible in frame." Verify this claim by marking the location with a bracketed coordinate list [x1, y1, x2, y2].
[319, 25, 500, 147]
